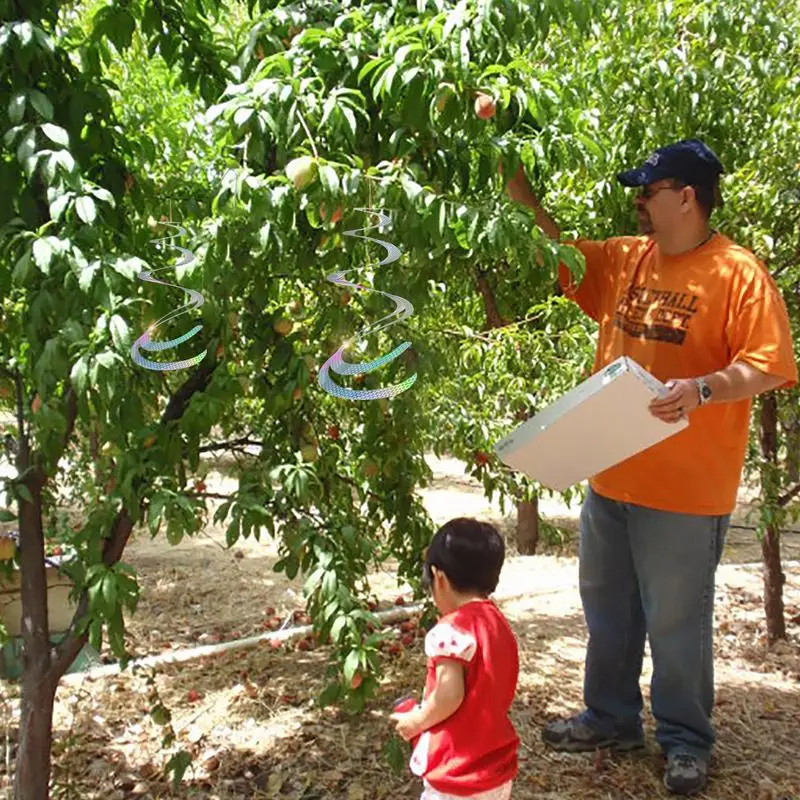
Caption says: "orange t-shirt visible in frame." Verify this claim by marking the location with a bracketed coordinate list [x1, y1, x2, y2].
[558, 233, 798, 515]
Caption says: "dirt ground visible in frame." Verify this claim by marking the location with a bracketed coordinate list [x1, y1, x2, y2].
[2, 455, 800, 799]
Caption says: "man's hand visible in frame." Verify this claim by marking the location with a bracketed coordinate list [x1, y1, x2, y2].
[389, 707, 424, 741]
[648, 379, 699, 423]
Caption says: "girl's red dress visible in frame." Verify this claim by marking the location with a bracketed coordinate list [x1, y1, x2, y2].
[409, 599, 519, 796]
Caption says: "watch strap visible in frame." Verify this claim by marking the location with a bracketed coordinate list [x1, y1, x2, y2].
[695, 377, 712, 405]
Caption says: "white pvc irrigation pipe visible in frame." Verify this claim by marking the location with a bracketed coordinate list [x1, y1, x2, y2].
[59, 586, 559, 684]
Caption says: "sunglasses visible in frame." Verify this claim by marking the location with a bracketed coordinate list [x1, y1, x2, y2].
[638, 184, 680, 200]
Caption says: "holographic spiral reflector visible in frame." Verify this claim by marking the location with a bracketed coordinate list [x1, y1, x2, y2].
[317, 209, 417, 401]
[130, 223, 208, 371]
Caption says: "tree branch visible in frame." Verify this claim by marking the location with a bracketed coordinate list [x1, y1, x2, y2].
[474, 267, 508, 329]
[778, 482, 800, 508]
[334, 472, 382, 503]
[197, 437, 263, 453]
[49, 359, 220, 681]
[60, 387, 78, 453]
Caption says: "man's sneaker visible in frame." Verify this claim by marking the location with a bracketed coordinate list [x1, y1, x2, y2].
[664, 752, 709, 795]
[541, 715, 645, 753]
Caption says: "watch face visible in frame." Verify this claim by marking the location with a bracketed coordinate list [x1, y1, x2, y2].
[701, 384, 712, 399]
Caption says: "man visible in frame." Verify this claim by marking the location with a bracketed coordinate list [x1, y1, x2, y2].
[504, 139, 797, 796]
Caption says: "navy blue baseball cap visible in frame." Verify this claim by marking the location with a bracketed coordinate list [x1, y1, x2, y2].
[617, 138, 724, 188]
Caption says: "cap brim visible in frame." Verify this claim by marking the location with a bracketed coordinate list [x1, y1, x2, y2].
[617, 167, 650, 187]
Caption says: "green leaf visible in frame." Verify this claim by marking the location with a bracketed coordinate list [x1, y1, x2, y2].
[384, 736, 407, 775]
[319, 164, 339, 193]
[109, 315, 130, 350]
[340, 106, 357, 142]
[102, 574, 118, 608]
[318, 682, 342, 708]
[79, 261, 100, 291]
[358, 57, 387, 84]
[8, 92, 26, 124]
[40, 123, 69, 148]
[165, 750, 193, 790]
[76, 196, 97, 224]
[70, 357, 89, 393]
[343, 649, 360, 683]
[90, 186, 115, 206]
[29, 90, 53, 121]
[0, 509, 16, 522]
[32, 238, 54, 273]
[49, 194, 71, 222]
[234, 107, 254, 127]
[330, 615, 347, 642]
[16, 129, 36, 163]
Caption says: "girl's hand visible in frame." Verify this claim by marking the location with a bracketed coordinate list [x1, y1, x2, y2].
[389, 708, 423, 741]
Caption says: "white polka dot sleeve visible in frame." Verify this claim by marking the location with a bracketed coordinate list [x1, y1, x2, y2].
[424, 622, 477, 662]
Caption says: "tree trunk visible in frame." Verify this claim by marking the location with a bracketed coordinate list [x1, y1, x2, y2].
[759, 393, 786, 643]
[516, 497, 540, 555]
[761, 524, 786, 643]
[474, 265, 540, 553]
[474, 270, 508, 329]
[786, 420, 800, 484]
[15, 677, 57, 800]
[15, 457, 55, 798]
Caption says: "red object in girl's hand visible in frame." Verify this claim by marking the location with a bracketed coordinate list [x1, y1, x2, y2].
[392, 694, 421, 748]
[393, 693, 417, 714]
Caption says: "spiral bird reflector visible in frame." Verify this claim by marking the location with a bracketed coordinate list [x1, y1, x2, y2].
[317, 209, 417, 401]
[130, 222, 208, 371]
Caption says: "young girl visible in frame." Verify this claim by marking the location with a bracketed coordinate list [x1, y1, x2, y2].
[390, 518, 519, 799]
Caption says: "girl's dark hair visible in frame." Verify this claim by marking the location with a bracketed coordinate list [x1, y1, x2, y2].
[422, 518, 505, 596]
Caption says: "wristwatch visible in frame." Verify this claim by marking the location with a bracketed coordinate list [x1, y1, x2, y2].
[695, 377, 712, 406]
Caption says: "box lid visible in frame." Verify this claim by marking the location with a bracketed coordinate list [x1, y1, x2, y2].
[494, 356, 688, 491]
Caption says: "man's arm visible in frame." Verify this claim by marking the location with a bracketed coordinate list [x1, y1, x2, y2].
[701, 362, 786, 403]
[503, 163, 561, 240]
[649, 362, 788, 423]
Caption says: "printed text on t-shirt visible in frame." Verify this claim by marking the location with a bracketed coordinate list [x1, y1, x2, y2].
[612, 286, 700, 345]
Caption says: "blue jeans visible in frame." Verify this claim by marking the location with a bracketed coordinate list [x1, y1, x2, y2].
[578, 486, 729, 758]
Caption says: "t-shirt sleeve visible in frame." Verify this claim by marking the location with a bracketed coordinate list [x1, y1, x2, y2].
[424, 622, 477, 665]
[725, 261, 798, 390]
[557, 239, 617, 322]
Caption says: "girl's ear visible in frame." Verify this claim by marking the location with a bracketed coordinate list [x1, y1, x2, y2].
[432, 566, 448, 591]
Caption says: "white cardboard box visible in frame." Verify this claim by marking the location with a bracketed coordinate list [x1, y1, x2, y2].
[493, 356, 688, 491]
